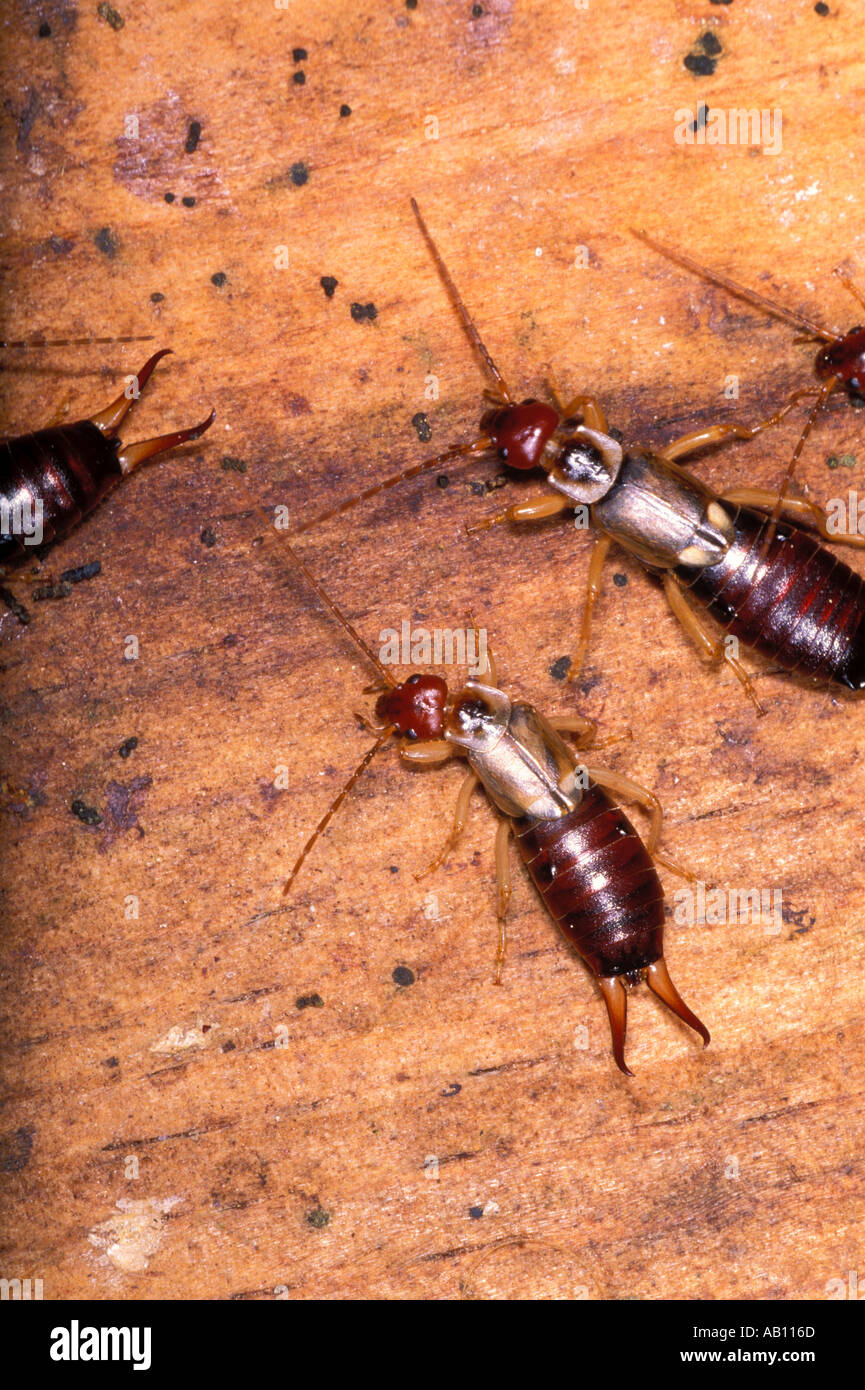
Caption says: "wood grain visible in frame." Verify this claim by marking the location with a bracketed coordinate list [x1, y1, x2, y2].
[1, 0, 863, 1301]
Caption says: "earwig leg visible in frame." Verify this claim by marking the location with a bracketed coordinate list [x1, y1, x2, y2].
[399, 738, 454, 765]
[645, 958, 710, 1047]
[466, 492, 569, 536]
[581, 763, 696, 880]
[834, 266, 865, 314]
[567, 533, 612, 683]
[597, 975, 632, 1077]
[720, 487, 865, 551]
[550, 716, 634, 753]
[547, 714, 598, 748]
[493, 818, 512, 986]
[661, 573, 767, 717]
[116, 410, 216, 475]
[414, 770, 479, 880]
[90, 348, 173, 436]
[656, 389, 818, 463]
[583, 765, 663, 850]
[559, 394, 610, 434]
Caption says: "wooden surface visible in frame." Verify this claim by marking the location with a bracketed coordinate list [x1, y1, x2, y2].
[1, 0, 863, 1301]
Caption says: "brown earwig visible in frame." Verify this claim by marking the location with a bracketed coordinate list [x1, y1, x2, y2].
[0, 348, 214, 622]
[291, 202, 865, 713]
[269, 534, 709, 1077]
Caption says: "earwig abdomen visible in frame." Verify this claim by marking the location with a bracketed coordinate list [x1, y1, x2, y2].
[513, 783, 665, 979]
[0, 422, 123, 560]
[678, 506, 865, 690]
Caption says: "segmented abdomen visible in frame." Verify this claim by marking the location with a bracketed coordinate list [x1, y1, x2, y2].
[0, 422, 121, 560]
[513, 781, 664, 979]
[677, 505, 865, 690]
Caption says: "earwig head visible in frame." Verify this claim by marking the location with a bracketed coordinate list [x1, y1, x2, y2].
[815, 327, 865, 391]
[481, 399, 560, 470]
[547, 425, 624, 505]
[375, 673, 448, 741]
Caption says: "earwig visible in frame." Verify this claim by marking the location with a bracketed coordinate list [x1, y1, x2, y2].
[632, 229, 865, 507]
[291, 202, 865, 713]
[0, 348, 215, 622]
[265, 530, 709, 1076]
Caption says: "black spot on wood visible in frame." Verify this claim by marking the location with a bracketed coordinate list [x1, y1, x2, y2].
[94, 226, 117, 257]
[412, 411, 432, 442]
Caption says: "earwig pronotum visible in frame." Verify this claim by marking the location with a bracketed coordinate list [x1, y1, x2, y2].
[291, 202, 865, 712]
[632, 229, 865, 510]
[0, 348, 215, 622]
[266, 532, 709, 1076]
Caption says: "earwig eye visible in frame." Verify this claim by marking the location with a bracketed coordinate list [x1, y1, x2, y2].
[405, 728, 418, 741]
[407, 674, 421, 684]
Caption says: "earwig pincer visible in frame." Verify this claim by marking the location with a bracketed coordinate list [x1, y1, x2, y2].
[0, 348, 214, 621]
[273, 538, 709, 1077]
[291, 202, 865, 713]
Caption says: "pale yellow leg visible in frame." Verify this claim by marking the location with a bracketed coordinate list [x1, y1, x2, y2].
[550, 715, 633, 754]
[546, 386, 610, 434]
[548, 714, 598, 747]
[415, 769, 480, 880]
[493, 818, 512, 985]
[466, 492, 569, 536]
[399, 738, 454, 765]
[834, 266, 865, 313]
[583, 764, 695, 882]
[657, 389, 817, 463]
[567, 533, 612, 683]
[662, 572, 766, 718]
[721, 487, 865, 551]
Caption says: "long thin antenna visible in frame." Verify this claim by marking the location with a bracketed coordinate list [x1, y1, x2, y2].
[291, 436, 491, 535]
[243, 493, 397, 688]
[411, 197, 515, 402]
[0, 334, 156, 349]
[761, 375, 839, 550]
[632, 228, 840, 343]
[282, 725, 394, 896]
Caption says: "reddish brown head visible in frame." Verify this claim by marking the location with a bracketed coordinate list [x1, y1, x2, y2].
[815, 327, 865, 391]
[481, 399, 560, 470]
[375, 674, 448, 740]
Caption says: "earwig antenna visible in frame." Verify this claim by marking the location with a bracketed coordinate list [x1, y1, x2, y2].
[0, 334, 156, 349]
[411, 197, 515, 403]
[761, 375, 839, 548]
[243, 494, 397, 688]
[291, 435, 492, 535]
[282, 724, 395, 896]
[632, 228, 840, 343]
